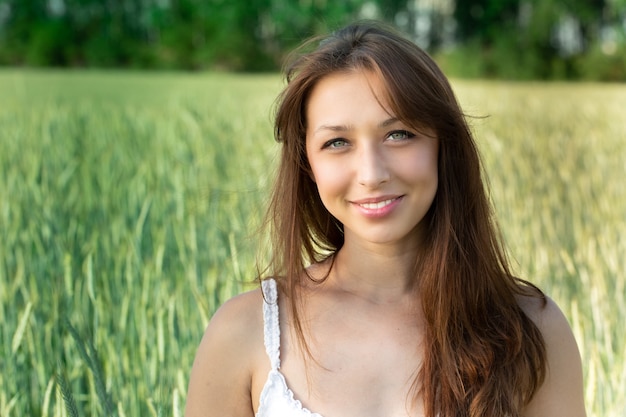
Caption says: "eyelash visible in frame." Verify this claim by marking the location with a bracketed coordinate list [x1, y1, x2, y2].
[387, 130, 416, 141]
[322, 138, 348, 149]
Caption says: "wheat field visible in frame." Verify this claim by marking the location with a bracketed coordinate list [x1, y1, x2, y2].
[0, 70, 624, 417]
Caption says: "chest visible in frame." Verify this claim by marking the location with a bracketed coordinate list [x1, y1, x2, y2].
[276, 303, 426, 417]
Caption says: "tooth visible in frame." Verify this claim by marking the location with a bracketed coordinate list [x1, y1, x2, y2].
[361, 199, 394, 209]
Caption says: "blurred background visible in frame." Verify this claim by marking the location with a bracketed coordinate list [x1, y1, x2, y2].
[1, 2, 625, 417]
[0, 0, 625, 80]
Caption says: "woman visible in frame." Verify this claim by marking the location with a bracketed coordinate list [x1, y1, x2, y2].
[185, 21, 586, 417]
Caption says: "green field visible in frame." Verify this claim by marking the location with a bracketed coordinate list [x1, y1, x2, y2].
[0, 70, 624, 417]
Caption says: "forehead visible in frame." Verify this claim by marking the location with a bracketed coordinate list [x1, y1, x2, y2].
[309, 69, 388, 101]
[305, 70, 394, 125]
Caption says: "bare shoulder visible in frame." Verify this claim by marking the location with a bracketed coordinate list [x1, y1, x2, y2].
[516, 293, 570, 336]
[205, 287, 265, 338]
[517, 294, 587, 417]
[185, 287, 265, 417]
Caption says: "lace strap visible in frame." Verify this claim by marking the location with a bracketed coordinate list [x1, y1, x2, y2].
[261, 279, 281, 370]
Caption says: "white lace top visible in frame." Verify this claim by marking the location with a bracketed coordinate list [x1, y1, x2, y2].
[256, 279, 324, 417]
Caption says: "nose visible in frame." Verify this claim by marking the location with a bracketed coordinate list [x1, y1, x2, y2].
[357, 144, 390, 188]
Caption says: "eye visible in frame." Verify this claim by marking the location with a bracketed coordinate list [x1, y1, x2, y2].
[322, 138, 349, 149]
[386, 130, 415, 141]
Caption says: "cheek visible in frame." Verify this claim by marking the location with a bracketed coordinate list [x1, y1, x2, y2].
[310, 161, 350, 199]
[397, 148, 438, 183]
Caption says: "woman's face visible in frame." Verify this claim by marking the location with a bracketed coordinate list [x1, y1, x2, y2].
[305, 70, 439, 250]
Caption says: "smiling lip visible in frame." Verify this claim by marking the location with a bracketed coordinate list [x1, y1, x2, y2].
[351, 195, 403, 217]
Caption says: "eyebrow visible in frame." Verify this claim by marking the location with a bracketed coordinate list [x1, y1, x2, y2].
[313, 117, 400, 134]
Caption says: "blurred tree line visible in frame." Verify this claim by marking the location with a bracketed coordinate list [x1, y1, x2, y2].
[0, 0, 624, 80]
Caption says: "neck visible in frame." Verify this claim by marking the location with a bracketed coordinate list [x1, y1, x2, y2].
[328, 240, 419, 304]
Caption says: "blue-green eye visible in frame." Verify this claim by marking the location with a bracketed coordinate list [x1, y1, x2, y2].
[323, 139, 348, 149]
[387, 130, 415, 141]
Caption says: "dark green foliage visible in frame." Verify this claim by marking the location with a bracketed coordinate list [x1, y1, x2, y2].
[0, 0, 623, 78]
[64, 319, 117, 417]
[0, 0, 368, 71]
[56, 364, 81, 417]
[444, 0, 624, 80]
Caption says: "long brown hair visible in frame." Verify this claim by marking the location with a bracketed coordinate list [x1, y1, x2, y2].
[263, 20, 546, 417]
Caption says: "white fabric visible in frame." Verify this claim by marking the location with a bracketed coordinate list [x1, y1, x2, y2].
[256, 279, 323, 417]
